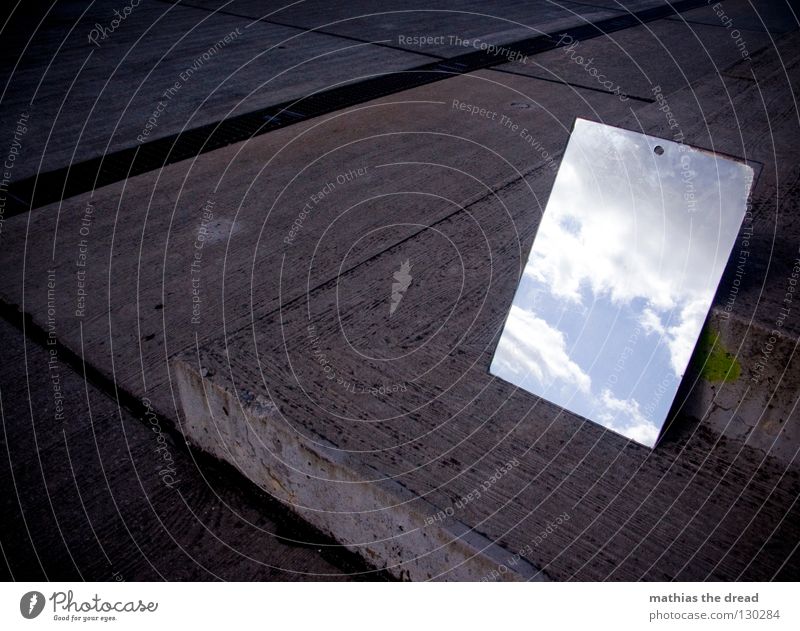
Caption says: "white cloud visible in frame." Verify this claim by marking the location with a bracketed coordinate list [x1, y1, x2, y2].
[492, 305, 591, 394]
[640, 307, 665, 337]
[663, 299, 708, 376]
[639, 299, 707, 376]
[598, 389, 660, 447]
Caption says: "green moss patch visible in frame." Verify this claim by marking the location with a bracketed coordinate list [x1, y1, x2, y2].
[694, 327, 741, 383]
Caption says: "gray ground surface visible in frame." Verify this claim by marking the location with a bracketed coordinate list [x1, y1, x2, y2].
[0, 316, 384, 580]
[1, 0, 799, 581]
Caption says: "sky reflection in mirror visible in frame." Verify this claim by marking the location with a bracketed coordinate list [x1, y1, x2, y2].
[490, 118, 754, 447]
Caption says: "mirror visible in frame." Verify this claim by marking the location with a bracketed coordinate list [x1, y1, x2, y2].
[490, 118, 754, 447]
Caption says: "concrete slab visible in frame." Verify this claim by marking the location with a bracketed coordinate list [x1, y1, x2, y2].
[0, 69, 637, 449]
[576, 0, 669, 8]
[0, 0, 430, 181]
[172, 33, 800, 579]
[171, 0, 628, 57]
[4, 6, 799, 581]
[0, 316, 379, 580]
[494, 16, 771, 100]
[173, 165, 800, 580]
[666, 0, 800, 34]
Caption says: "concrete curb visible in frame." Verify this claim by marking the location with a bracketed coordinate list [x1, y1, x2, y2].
[173, 355, 547, 581]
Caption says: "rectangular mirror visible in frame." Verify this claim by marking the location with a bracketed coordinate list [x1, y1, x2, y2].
[490, 118, 754, 447]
